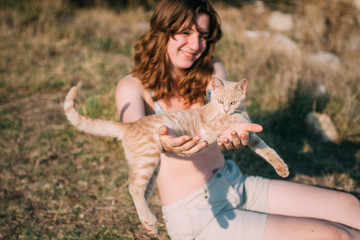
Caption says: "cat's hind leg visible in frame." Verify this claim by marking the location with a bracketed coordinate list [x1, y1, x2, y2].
[145, 163, 160, 203]
[128, 156, 160, 236]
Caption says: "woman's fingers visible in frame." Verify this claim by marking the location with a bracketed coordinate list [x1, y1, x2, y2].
[169, 135, 192, 148]
[217, 123, 263, 150]
[240, 122, 263, 133]
[239, 132, 249, 146]
[231, 131, 242, 147]
[218, 137, 234, 150]
[181, 140, 208, 155]
[158, 126, 207, 154]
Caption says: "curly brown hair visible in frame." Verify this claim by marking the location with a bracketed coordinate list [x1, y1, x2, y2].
[131, 0, 222, 106]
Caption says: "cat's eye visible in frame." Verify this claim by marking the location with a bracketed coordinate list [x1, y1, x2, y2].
[217, 99, 224, 104]
[231, 101, 237, 105]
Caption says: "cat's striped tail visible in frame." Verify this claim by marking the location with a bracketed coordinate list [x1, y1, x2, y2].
[64, 84, 127, 140]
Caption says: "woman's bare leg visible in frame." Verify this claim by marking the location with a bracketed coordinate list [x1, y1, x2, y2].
[267, 180, 360, 230]
[264, 214, 360, 240]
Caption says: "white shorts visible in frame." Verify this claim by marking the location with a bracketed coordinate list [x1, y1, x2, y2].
[162, 159, 269, 240]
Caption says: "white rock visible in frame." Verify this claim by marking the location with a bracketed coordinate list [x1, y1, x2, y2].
[243, 30, 270, 39]
[254, 1, 266, 15]
[308, 52, 341, 71]
[243, 30, 300, 57]
[305, 112, 340, 143]
[268, 11, 294, 32]
[273, 33, 300, 56]
[353, 0, 360, 10]
[313, 83, 327, 98]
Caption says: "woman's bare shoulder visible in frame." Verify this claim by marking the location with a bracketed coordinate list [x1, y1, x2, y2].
[212, 60, 227, 81]
[115, 75, 146, 122]
[116, 75, 143, 91]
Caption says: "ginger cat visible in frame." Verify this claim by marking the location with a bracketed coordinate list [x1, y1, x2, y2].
[64, 76, 289, 236]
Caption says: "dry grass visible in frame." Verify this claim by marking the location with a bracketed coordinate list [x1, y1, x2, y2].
[1, 0, 359, 239]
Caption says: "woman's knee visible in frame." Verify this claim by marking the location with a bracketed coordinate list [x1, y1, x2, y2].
[300, 222, 352, 240]
[341, 193, 360, 230]
[337, 192, 360, 217]
[330, 227, 352, 240]
[342, 192, 360, 210]
[264, 215, 356, 240]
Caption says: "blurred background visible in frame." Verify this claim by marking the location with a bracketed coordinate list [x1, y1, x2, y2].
[1, 0, 359, 239]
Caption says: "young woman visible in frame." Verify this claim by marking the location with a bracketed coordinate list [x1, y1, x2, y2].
[115, 0, 360, 239]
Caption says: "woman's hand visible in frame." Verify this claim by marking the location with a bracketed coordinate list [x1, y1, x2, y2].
[158, 126, 208, 155]
[217, 123, 263, 151]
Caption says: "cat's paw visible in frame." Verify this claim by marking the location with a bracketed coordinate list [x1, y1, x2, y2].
[141, 214, 158, 236]
[144, 222, 158, 236]
[275, 164, 289, 178]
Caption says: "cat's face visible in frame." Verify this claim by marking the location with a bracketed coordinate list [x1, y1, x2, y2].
[211, 76, 247, 115]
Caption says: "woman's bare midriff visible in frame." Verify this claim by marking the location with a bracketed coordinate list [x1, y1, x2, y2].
[140, 83, 225, 205]
[156, 144, 225, 205]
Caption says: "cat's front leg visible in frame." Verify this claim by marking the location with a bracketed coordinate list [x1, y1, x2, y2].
[248, 133, 289, 178]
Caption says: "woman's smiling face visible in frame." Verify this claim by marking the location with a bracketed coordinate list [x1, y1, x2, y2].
[167, 13, 210, 75]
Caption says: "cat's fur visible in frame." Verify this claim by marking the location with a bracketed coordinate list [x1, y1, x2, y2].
[64, 76, 289, 235]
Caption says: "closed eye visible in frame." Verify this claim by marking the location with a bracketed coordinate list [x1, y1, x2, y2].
[179, 27, 192, 35]
[200, 32, 209, 40]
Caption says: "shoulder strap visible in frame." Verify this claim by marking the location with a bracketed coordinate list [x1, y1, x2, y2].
[148, 90, 164, 114]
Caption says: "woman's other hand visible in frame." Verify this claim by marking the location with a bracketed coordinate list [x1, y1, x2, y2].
[217, 123, 263, 151]
[158, 126, 208, 155]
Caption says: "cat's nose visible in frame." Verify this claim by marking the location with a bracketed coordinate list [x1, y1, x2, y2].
[224, 110, 229, 114]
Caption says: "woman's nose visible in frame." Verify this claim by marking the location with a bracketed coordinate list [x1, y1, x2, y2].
[188, 33, 200, 50]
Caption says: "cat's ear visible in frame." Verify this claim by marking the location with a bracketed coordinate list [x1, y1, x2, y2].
[211, 75, 224, 92]
[236, 78, 248, 94]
